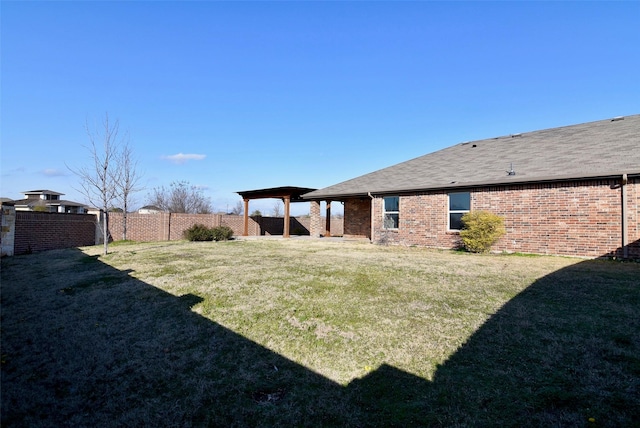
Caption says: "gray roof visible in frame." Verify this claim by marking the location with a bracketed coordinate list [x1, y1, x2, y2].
[304, 114, 640, 199]
[21, 190, 64, 196]
[13, 199, 87, 208]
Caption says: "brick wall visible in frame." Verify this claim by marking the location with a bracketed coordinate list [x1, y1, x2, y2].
[344, 198, 371, 239]
[353, 178, 639, 258]
[107, 213, 343, 241]
[14, 212, 96, 255]
[8, 212, 343, 256]
[107, 212, 168, 241]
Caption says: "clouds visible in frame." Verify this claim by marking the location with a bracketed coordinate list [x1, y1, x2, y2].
[162, 153, 206, 165]
[1, 167, 26, 177]
[42, 168, 66, 177]
[1, 167, 65, 178]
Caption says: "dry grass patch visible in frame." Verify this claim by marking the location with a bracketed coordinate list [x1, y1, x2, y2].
[2, 240, 638, 427]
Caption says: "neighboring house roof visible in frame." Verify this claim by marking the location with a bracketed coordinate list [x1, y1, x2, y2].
[21, 190, 64, 196]
[13, 199, 47, 208]
[304, 114, 640, 199]
[13, 199, 87, 209]
[47, 200, 88, 208]
[138, 205, 163, 212]
[0, 198, 14, 204]
[12, 189, 87, 210]
[13, 199, 87, 208]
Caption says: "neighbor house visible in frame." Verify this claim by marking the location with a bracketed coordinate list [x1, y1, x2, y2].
[13, 190, 88, 214]
[303, 115, 640, 258]
[138, 205, 163, 214]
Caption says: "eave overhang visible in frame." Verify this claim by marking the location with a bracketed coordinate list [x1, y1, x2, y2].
[302, 170, 640, 200]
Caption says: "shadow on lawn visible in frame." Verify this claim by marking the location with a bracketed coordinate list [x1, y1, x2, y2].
[1, 247, 639, 427]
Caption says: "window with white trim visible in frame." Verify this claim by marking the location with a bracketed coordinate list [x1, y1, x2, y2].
[448, 192, 470, 231]
[383, 196, 399, 229]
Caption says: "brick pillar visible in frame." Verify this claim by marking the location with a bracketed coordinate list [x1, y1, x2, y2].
[1, 205, 16, 256]
[162, 212, 171, 241]
[309, 200, 321, 237]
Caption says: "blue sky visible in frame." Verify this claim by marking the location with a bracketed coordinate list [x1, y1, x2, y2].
[2, 1, 639, 215]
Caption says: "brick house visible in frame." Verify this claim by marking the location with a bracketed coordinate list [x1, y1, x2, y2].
[304, 115, 640, 258]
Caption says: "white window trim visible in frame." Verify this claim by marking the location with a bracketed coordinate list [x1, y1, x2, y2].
[448, 192, 470, 231]
[383, 196, 400, 230]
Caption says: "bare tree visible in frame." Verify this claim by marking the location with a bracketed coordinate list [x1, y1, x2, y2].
[230, 200, 244, 215]
[147, 181, 212, 214]
[115, 141, 143, 240]
[69, 114, 121, 255]
[272, 200, 283, 217]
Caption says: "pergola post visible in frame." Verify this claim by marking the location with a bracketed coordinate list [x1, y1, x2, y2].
[283, 196, 291, 238]
[243, 198, 249, 236]
[325, 200, 332, 237]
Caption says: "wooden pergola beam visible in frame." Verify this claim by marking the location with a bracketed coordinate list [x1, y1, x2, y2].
[236, 186, 317, 238]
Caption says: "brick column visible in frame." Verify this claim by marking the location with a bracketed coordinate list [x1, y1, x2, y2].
[309, 200, 321, 237]
[1, 205, 16, 256]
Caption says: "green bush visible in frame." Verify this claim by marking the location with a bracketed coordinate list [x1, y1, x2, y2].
[184, 224, 214, 241]
[211, 225, 234, 241]
[183, 224, 234, 242]
[459, 211, 506, 253]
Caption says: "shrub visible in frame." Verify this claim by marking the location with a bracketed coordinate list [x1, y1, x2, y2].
[211, 226, 234, 241]
[184, 224, 214, 241]
[184, 225, 234, 242]
[459, 211, 506, 253]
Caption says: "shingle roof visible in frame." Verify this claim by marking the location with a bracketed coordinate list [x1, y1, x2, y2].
[13, 199, 87, 208]
[304, 114, 640, 199]
[21, 190, 64, 196]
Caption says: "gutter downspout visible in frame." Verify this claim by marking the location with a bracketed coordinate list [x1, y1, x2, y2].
[621, 174, 628, 259]
[368, 192, 374, 242]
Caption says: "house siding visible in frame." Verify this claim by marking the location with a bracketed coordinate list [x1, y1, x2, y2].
[348, 178, 639, 258]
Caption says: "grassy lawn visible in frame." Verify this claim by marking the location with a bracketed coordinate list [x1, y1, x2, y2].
[2, 239, 638, 427]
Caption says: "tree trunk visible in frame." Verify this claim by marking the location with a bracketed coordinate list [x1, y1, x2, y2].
[103, 211, 109, 255]
[123, 211, 128, 241]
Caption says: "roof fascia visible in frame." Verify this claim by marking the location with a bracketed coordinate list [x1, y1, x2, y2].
[305, 171, 640, 200]
[376, 172, 640, 196]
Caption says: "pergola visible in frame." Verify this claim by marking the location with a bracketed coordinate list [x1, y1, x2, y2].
[236, 186, 316, 238]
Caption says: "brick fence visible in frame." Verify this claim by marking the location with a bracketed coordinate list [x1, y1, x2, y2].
[106, 213, 343, 242]
[13, 211, 97, 255]
[1, 206, 344, 256]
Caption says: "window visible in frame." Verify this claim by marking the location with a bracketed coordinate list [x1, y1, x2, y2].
[448, 192, 470, 230]
[383, 196, 399, 229]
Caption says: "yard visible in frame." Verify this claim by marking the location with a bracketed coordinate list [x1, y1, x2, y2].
[1, 239, 638, 427]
